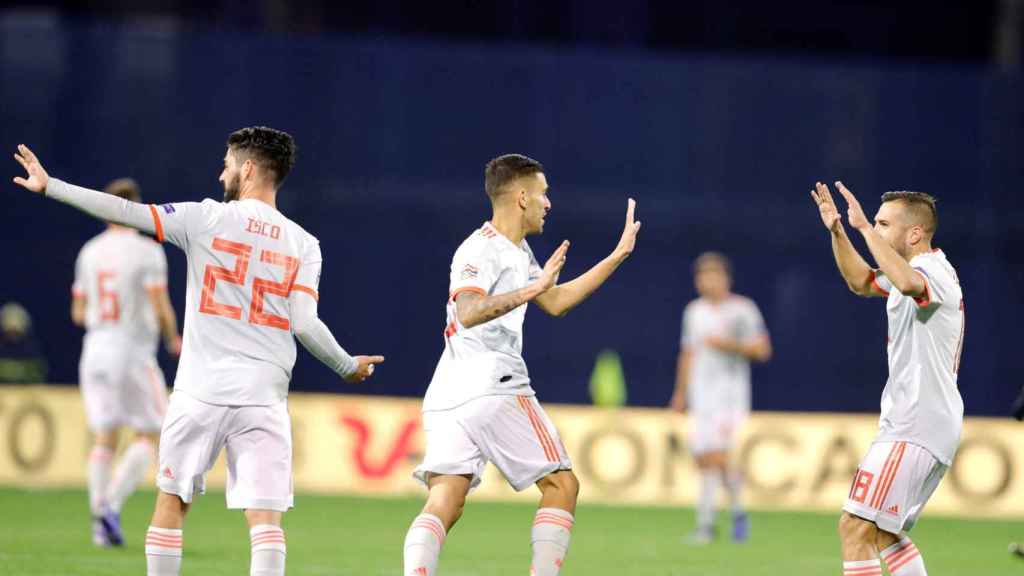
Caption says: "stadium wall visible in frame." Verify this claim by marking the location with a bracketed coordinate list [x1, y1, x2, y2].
[1, 386, 1020, 519]
[1, 19, 1023, 416]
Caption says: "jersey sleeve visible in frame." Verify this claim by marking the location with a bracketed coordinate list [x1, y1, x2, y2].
[291, 239, 322, 301]
[142, 244, 168, 290]
[911, 258, 951, 309]
[870, 269, 894, 296]
[148, 199, 220, 249]
[736, 300, 768, 342]
[449, 239, 501, 299]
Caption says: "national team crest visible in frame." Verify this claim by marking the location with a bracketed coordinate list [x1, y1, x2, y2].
[461, 264, 479, 280]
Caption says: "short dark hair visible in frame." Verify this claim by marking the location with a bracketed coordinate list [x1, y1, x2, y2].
[880, 191, 938, 236]
[484, 154, 544, 200]
[104, 178, 141, 202]
[226, 126, 297, 188]
[693, 251, 732, 277]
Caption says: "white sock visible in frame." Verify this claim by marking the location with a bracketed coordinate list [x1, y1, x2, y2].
[250, 524, 286, 576]
[403, 513, 446, 576]
[696, 470, 720, 531]
[880, 536, 927, 575]
[843, 559, 882, 576]
[107, 439, 154, 513]
[724, 470, 743, 515]
[88, 446, 114, 515]
[531, 508, 573, 576]
[145, 526, 182, 576]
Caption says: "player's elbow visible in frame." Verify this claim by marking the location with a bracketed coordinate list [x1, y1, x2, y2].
[291, 314, 316, 340]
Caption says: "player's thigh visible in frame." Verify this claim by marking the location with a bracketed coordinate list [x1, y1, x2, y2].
[842, 441, 941, 535]
[156, 392, 229, 503]
[414, 409, 487, 491]
[223, 401, 293, 512]
[464, 395, 572, 492]
[124, 355, 169, 433]
[689, 410, 734, 457]
[79, 351, 128, 432]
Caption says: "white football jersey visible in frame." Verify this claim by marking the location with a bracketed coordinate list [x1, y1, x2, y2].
[73, 228, 167, 353]
[149, 198, 322, 406]
[871, 249, 964, 465]
[423, 222, 542, 412]
[680, 295, 767, 415]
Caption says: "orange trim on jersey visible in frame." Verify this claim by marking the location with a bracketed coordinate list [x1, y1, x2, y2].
[291, 284, 319, 301]
[148, 204, 165, 243]
[868, 270, 889, 297]
[449, 286, 487, 302]
[913, 274, 932, 308]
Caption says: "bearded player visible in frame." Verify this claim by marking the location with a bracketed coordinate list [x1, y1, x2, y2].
[812, 181, 964, 576]
[13, 129, 383, 576]
[402, 154, 640, 576]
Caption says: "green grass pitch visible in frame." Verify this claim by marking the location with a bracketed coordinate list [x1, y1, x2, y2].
[0, 488, 1020, 575]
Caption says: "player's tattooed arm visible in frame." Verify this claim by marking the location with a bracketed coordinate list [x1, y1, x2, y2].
[455, 241, 569, 328]
[811, 182, 883, 297]
[534, 198, 641, 316]
[833, 181, 926, 298]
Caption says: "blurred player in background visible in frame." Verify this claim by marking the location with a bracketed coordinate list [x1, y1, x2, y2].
[12, 128, 384, 576]
[403, 154, 641, 576]
[812, 181, 964, 576]
[72, 178, 181, 547]
[668, 252, 771, 545]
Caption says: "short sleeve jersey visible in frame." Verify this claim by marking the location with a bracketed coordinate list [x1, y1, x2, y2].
[423, 222, 542, 411]
[680, 295, 767, 415]
[870, 249, 965, 465]
[148, 198, 322, 406]
[73, 229, 167, 352]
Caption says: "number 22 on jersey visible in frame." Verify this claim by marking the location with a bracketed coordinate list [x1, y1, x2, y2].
[199, 237, 298, 331]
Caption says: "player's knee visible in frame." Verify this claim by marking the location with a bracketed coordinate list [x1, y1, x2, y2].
[838, 512, 874, 544]
[539, 470, 580, 502]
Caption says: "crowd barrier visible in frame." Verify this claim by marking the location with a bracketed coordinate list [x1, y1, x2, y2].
[1, 385, 1020, 518]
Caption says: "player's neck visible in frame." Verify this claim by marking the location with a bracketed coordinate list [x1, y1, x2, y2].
[106, 224, 134, 233]
[237, 186, 277, 209]
[906, 243, 933, 260]
[705, 292, 730, 305]
[489, 212, 526, 245]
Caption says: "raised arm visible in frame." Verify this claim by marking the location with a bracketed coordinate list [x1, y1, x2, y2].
[13, 145, 157, 234]
[533, 198, 641, 317]
[456, 240, 569, 328]
[811, 182, 884, 297]
[834, 181, 926, 298]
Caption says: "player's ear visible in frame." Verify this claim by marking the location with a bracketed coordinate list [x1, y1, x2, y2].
[517, 188, 528, 210]
[908, 225, 923, 246]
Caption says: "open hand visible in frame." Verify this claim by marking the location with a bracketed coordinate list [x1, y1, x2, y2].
[12, 144, 49, 194]
[834, 181, 871, 231]
[345, 355, 386, 383]
[614, 198, 642, 258]
[810, 181, 842, 233]
[536, 240, 570, 292]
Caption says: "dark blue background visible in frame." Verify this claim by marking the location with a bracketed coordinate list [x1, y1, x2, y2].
[2, 17, 1021, 415]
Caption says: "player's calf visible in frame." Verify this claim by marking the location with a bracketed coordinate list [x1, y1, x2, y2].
[838, 513, 883, 575]
[404, 474, 470, 576]
[531, 471, 579, 576]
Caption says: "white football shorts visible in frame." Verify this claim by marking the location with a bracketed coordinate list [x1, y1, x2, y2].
[414, 394, 572, 492]
[843, 440, 947, 534]
[156, 391, 293, 511]
[79, 347, 167, 433]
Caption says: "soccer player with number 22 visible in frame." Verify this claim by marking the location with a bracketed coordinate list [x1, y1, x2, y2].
[12, 128, 384, 576]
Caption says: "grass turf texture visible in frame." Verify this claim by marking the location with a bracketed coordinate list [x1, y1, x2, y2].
[0, 488, 1020, 575]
